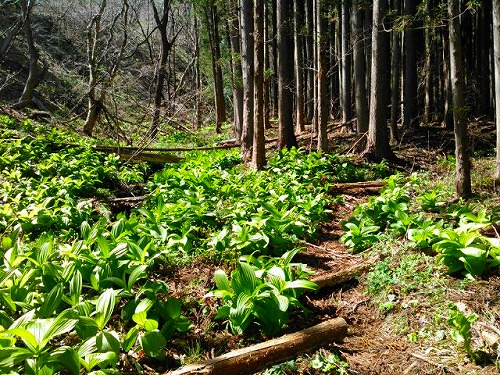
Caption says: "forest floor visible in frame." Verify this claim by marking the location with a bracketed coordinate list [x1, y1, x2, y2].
[156, 123, 500, 375]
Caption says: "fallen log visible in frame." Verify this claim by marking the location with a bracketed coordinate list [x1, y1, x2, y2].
[93, 144, 240, 153]
[311, 257, 379, 289]
[168, 317, 348, 375]
[328, 180, 386, 193]
[115, 152, 184, 163]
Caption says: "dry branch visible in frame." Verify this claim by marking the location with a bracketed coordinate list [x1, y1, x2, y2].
[311, 257, 379, 289]
[92, 144, 240, 153]
[328, 180, 386, 193]
[168, 317, 348, 375]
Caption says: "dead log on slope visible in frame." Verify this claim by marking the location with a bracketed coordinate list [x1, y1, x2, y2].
[311, 257, 379, 288]
[328, 180, 386, 193]
[168, 317, 348, 375]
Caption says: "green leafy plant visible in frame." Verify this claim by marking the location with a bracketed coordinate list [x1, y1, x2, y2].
[432, 228, 489, 279]
[207, 250, 318, 335]
[340, 218, 380, 252]
[447, 303, 478, 361]
[0, 309, 80, 375]
[310, 349, 348, 374]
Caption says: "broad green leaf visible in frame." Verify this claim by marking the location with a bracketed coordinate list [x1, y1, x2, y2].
[132, 311, 148, 326]
[95, 289, 118, 330]
[82, 352, 117, 371]
[5, 328, 38, 352]
[69, 270, 82, 306]
[39, 284, 63, 318]
[140, 330, 166, 358]
[143, 319, 159, 332]
[74, 316, 99, 340]
[49, 346, 80, 375]
[134, 298, 153, 315]
[111, 219, 125, 240]
[127, 265, 148, 290]
[214, 305, 231, 319]
[229, 293, 253, 334]
[165, 298, 182, 319]
[9, 309, 35, 329]
[41, 311, 79, 347]
[214, 270, 231, 291]
[122, 327, 138, 352]
[0, 347, 33, 367]
[96, 331, 120, 355]
[284, 280, 319, 291]
[78, 337, 97, 357]
[97, 235, 110, 259]
[277, 295, 289, 312]
[231, 262, 259, 295]
[110, 243, 127, 259]
[81, 221, 91, 241]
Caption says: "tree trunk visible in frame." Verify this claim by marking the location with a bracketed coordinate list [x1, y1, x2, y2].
[448, 0, 471, 198]
[478, 1, 492, 118]
[341, 0, 352, 127]
[277, 0, 297, 149]
[294, 0, 305, 134]
[492, 0, 500, 183]
[240, 0, 254, 160]
[402, 0, 420, 130]
[229, 1, 243, 139]
[390, 0, 401, 142]
[423, 1, 432, 125]
[442, 27, 454, 129]
[252, 0, 265, 170]
[363, 0, 394, 161]
[83, 0, 107, 136]
[317, 0, 329, 151]
[16, 0, 44, 109]
[305, 0, 315, 123]
[149, 0, 173, 139]
[194, 15, 202, 129]
[208, 4, 227, 134]
[264, 0, 271, 130]
[271, 0, 279, 117]
[0, 15, 23, 61]
[352, 0, 369, 135]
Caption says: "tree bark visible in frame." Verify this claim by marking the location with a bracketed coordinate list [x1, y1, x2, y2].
[16, 0, 44, 109]
[194, 15, 202, 129]
[252, 0, 265, 170]
[228, 1, 243, 138]
[83, 0, 107, 135]
[448, 0, 471, 198]
[207, 4, 227, 134]
[363, 0, 394, 161]
[402, 0, 421, 130]
[149, 0, 173, 139]
[240, 0, 254, 160]
[277, 0, 297, 149]
[0, 13, 23, 61]
[352, 0, 369, 135]
[478, 1, 492, 118]
[390, 0, 401, 142]
[305, 0, 315, 123]
[341, 0, 352, 127]
[294, 0, 305, 134]
[317, 0, 329, 151]
[493, 0, 500, 183]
